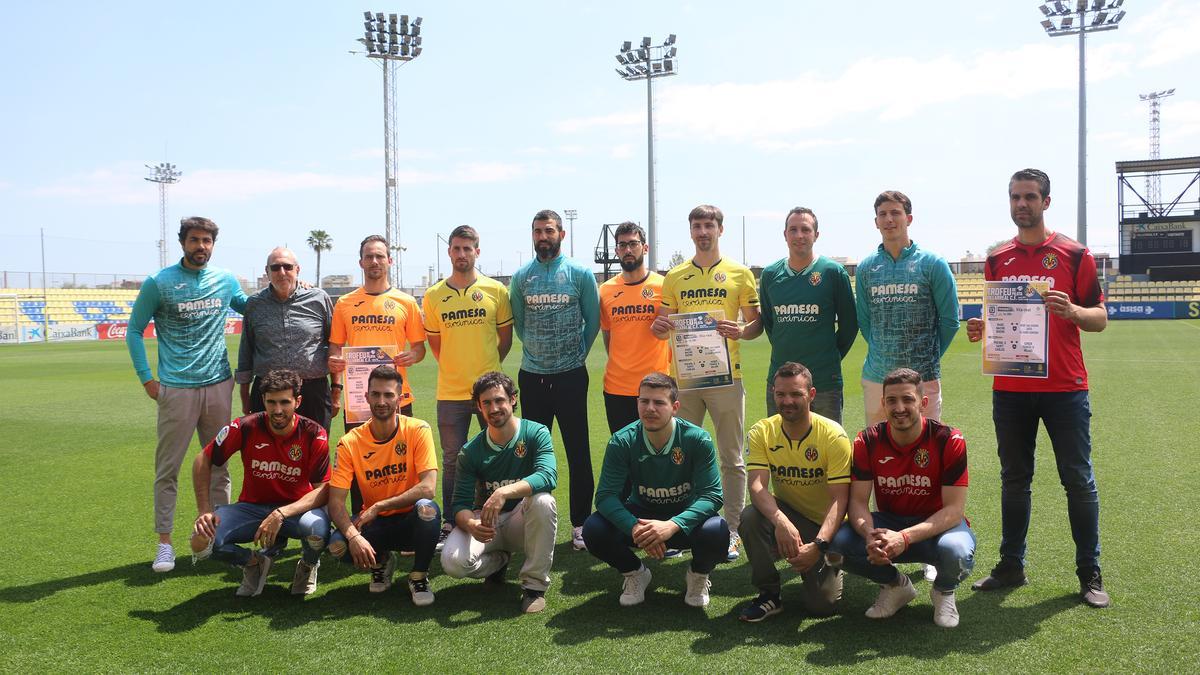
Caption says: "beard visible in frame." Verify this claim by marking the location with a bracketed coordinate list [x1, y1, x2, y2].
[535, 239, 561, 260]
[620, 253, 644, 272]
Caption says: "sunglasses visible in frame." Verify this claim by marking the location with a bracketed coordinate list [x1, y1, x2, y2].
[269, 263, 296, 271]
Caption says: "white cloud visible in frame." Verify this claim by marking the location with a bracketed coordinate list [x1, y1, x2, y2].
[753, 138, 859, 152]
[610, 143, 634, 159]
[1130, 0, 1200, 67]
[345, 147, 439, 160]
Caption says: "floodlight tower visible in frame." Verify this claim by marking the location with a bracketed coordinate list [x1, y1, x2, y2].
[564, 209, 578, 257]
[1038, 0, 1128, 246]
[615, 34, 677, 272]
[357, 11, 424, 287]
[144, 162, 182, 269]
[1140, 88, 1175, 214]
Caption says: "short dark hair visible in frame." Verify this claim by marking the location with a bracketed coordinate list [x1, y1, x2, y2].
[688, 204, 724, 226]
[784, 207, 819, 232]
[882, 367, 922, 393]
[178, 217, 218, 243]
[614, 221, 646, 243]
[638, 372, 678, 403]
[873, 191, 912, 215]
[1010, 168, 1051, 199]
[449, 225, 479, 246]
[359, 234, 389, 259]
[532, 210, 562, 230]
[773, 361, 813, 390]
[367, 364, 404, 389]
[472, 371, 517, 403]
[259, 369, 302, 398]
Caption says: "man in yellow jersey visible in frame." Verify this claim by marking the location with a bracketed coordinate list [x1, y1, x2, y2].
[737, 362, 851, 622]
[600, 222, 671, 434]
[327, 235, 426, 429]
[326, 366, 440, 605]
[652, 204, 761, 560]
[424, 225, 514, 549]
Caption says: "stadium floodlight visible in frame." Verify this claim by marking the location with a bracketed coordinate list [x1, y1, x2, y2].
[613, 33, 678, 272]
[564, 209, 578, 257]
[356, 10, 425, 288]
[1037, 0, 1128, 247]
[144, 162, 183, 269]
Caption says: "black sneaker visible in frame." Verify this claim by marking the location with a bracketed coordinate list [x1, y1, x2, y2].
[738, 592, 783, 623]
[971, 562, 1027, 591]
[485, 553, 511, 586]
[435, 525, 452, 553]
[1078, 567, 1110, 608]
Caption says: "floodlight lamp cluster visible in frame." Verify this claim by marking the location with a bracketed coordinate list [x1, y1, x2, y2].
[361, 11, 423, 59]
[1038, 0, 1126, 35]
[144, 163, 181, 184]
[1138, 88, 1176, 101]
[614, 33, 677, 81]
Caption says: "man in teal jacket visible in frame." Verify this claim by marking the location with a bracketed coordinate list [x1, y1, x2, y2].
[126, 216, 247, 573]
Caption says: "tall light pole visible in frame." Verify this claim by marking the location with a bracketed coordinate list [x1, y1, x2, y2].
[357, 11, 424, 287]
[391, 243, 407, 289]
[563, 209, 578, 257]
[1038, 1, 1127, 246]
[615, 34, 677, 272]
[144, 162, 181, 268]
[1139, 88, 1175, 214]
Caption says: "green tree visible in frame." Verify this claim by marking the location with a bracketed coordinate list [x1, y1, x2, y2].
[668, 250, 686, 268]
[306, 230, 333, 286]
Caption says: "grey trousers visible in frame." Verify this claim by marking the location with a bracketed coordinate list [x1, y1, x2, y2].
[678, 380, 746, 530]
[440, 493, 558, 592]
[154, 379, 233, 533]
[738, 501, 842, 614]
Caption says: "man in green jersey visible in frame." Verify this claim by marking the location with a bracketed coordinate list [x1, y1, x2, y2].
[440, 371, 558, 613]
[738, 362, 852, 622]
[757, 207, 857, 423]
[582, 373, 727, 608]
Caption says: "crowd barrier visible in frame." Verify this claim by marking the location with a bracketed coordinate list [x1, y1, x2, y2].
[0, 319, 243, 344]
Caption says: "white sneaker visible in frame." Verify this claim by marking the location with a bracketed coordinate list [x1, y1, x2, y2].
[290, 559, 320, 596]
[235, 553, 273, 597]
[726, 532, 741, 561]
[865, 573, 917, 619]
[369, 552, 398, 593]
[684, 569, 711, 608]
[619, 566, 652, 606]
[151, 543, 175, 573]
[924, 564, 938, 582]
[408, 575, 435, 606]
[931, 587, 959, 628]
[572, 526, 586, 551]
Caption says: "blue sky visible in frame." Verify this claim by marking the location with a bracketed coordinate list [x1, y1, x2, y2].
[2, 1, 1197, 287]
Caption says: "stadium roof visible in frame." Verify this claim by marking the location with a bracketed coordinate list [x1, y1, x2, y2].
[1115, 156, 1200, 174]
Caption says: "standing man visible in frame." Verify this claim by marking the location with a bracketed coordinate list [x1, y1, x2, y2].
[651, 204, 761, 560]
[855, 191, 959, 426]
[440, 372, 558, 614]
[189, 370, 331, 597]
[236, 247, 337, 430]
[328, 235, 425, 427]
[738, 362, 851, 623]
[599, 222, 671, 433]
[829, 369, 976, 628]
[424, 225, 514, 548]
[968, 168, 1110, 608]
[325, 366, 440, 605]
[758, 207, 857, 423]
[582, 373, 727, 608]
[127, 216, 247, 573]
[509, 209, 600, 551]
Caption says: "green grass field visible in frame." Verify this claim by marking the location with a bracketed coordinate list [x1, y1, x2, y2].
[2, 321, 1199, 672]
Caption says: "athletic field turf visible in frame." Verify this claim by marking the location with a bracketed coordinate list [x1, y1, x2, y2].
[1, 320, 1198, 672]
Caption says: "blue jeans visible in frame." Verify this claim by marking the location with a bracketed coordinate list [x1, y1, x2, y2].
[581, 504, 730, 575]
[766, 383, 843, 425]
[328, 499, 441, 573]
[830, 513, 975, 592]
[436, 400, 484, 524]
[211, 502, 329, 566]
[993, 390, 1100, 570]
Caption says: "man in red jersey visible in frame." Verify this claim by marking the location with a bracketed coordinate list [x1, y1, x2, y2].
[967, 168, 1110, 608]
[189, 370, 331, 597]
[828, 369, 974, 628]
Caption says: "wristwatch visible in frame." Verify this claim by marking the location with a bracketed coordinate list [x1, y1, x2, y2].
[813, 537, 830, 553]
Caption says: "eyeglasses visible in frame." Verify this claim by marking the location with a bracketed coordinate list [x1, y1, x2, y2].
[615, 240, 644, 251]
[269, 263, 296, 271]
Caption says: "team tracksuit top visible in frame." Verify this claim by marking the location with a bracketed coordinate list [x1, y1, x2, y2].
[509, 254, 600, 374]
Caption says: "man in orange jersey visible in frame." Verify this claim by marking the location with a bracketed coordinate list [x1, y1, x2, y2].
[600, 222, 671, 434]
[327, 235, 426, 429]
[326, 366, 440, 605]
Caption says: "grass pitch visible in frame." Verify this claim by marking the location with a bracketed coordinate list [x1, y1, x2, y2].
[1, 321, 1198, 672]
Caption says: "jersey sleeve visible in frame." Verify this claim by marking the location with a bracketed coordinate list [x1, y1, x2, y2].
[1075, 248, 1104, 307]
[739, 268, 760, 308]
[599, 286, 612, 331]
[826, 426, 853, 485]
[203, 418, 246, 467]
[234, 300, 256, 384]
[495, 283, 514, 327]
[670, 429, 723, 535]
[308, 430, 331, 485]
[508, 271, 526, 339]
[942, 429, 969, 487]
[850, 432, 873, 481]
[329, 300, 348, 345]
[579, 267, 601, 355]
[524, 423, 558, 493]
[450, 444, 481, 516]
[758, 269, 775, 337]
[403, 296, 426, 345]
[229, 279, 248, 314]
[595, 437, 637, 534]
[660, 271, 677, 310]
[745, 420, 769, 470]
[854, 266, 872, 344]
[409, 420, 438, 475]
[930, 257, 961, 357]
[330, 440, 356, 490]
[422, 291, 442, 335]
[126, 276, 161, 384]
[834, 266, 859, 358]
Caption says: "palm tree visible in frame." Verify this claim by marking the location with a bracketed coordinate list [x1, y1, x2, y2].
[306, 230, 333, 286]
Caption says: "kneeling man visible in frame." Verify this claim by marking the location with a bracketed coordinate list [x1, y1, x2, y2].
[583, 373, 727, 608]
[829, 368, 975, 627]
[440, 371, 558, 613]
[326, 366, 440, 605]
[190, 369, 331, 597]
[738, 362, 850, 622]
